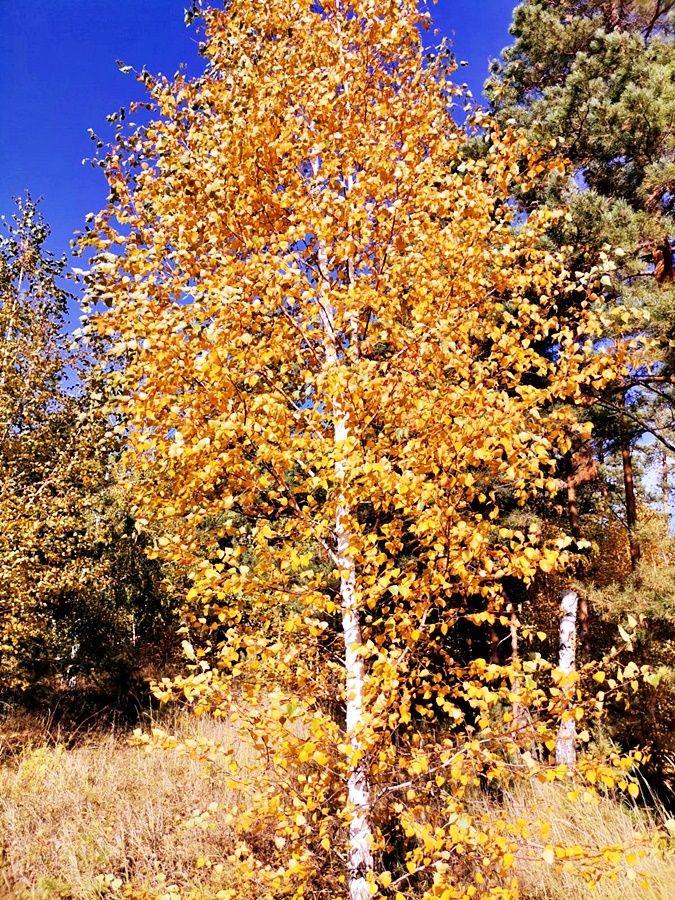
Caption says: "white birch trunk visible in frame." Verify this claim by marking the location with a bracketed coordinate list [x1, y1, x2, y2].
[336, 462, 375, 900]
[317, 248, 374, 900]
[555, 589, 579, 769]
[509, 606, 526, 738]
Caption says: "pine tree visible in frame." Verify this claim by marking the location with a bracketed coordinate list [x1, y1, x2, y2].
[488, 1, 675, 780]
[487, 0, 675, 561]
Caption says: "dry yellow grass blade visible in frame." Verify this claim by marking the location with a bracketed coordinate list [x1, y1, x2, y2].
[0, 713, 256, 899]
[497, 781, 675, 899]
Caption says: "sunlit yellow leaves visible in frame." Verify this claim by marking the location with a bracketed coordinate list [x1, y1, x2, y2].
[379, 870, 393, 888]
[181, 640, 196, 661]
[73, 0, 656, 895]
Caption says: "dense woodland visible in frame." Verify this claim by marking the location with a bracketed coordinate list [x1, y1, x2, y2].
[2, 2, 675, 898]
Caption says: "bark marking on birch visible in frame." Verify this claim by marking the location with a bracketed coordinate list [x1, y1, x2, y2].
[556, 589, 579, 769]
[318, 246, 374, 900]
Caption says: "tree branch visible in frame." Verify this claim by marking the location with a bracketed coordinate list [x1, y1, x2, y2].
[595, 395, 675, 451]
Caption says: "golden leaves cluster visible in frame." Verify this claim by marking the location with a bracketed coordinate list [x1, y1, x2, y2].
[83, 1, 652, 895]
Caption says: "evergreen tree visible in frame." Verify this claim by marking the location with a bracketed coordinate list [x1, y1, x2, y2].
[488, 1, 675, 778]
[0, 197, 173, 699]
[487, 0, 675, 562]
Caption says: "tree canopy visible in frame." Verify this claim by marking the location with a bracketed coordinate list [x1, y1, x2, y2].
[78, 1, 652, 896]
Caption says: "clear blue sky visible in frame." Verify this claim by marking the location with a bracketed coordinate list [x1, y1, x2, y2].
[0, 0, 516, 288]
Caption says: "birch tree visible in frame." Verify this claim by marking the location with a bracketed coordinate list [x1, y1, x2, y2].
[555, 589, 580, 769]
[0, 196, 71, 688]
[84, 1, 640, 895]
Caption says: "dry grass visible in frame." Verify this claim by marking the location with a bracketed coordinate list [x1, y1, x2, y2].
[1, 708, 674, 898]
[0, 710, 250, 899]
[499, 780, 675, 899]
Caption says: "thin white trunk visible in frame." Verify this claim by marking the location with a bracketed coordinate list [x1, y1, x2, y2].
[66, 640, 80, 690]
[337, 476, 374, 900]
[317, 247, 374, 899]
[509, 606, 526, 737]
[555, 589, 579, 769]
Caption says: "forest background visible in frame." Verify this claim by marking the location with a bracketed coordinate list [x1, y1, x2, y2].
[2, 2, 675, 899]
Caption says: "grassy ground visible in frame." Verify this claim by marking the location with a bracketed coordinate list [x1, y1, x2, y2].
[498, 781, 675, 899]
[1, 708, 673, 899]
[0, 710, 248, 899]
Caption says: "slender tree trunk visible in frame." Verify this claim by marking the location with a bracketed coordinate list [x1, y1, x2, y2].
[620, 418, 641, 570]
[318, 248, 374, 900]
[565, 452, 589, 652]
[66, 640, 80, 690]
[662, 449, 669, 521]
[337, 492, 374, 900]
[555, 589, 579, 769]
[509, 606, 526, 737]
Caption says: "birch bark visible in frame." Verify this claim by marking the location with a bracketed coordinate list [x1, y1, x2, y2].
[555, 589, 579, 769]
[317, 248, 374, 900]
[565, 452, 589, 652]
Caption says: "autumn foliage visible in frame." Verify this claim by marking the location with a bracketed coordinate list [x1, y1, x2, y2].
[3, 0, 675, 899]
[65, 1, 675, 897]
[0, 197, 175, 701]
